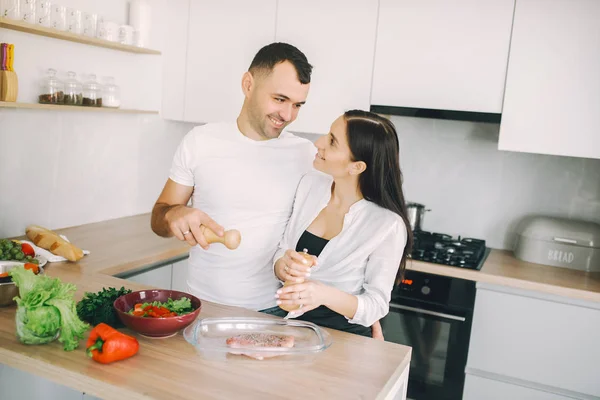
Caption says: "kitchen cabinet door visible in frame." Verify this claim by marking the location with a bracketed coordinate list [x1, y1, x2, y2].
[161, 0, 191, 121]
[170, 258, 190, 293]
[0, 364, 83, 400]
[371, 0, 514, 114]
[498, 0, 600, 159]
[467, 283, 600, 398]
[464, 374, 573, 400]
[125, 264, 173, 290]
[275, 0, 378, 134]
[183, 0, 277, 123]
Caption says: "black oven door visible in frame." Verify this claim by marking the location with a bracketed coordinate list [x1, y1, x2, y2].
[381, 299, 473, 400]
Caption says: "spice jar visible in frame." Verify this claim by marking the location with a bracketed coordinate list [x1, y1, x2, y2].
[1, 0, 20, 20]
[82, 74, 102, 107]
[38, 68, 64, 104]
[63, 71, 83, 106]
[19, 0, 35, 24]
[101, 76, 120, 108]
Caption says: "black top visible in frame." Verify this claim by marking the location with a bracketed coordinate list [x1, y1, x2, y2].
[292, 230, 372, 338]
[295, 230, 329, 257]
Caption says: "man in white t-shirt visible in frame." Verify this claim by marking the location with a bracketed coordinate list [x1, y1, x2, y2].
[150, 43, 315, 313]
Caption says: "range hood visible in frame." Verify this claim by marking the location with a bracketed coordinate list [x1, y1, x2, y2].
[370, 105, 501, 124]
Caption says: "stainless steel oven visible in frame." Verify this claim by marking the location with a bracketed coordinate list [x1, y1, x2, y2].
[381, 269, 476, 400]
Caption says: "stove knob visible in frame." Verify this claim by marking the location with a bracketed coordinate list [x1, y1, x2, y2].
[421, 286, 431, 296]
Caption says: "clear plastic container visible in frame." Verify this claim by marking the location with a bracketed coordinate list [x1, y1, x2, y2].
[35, 0, 50, 27]
[101, 76, 120, 108]
[183, 317, 332, 363]
[38, 68, 64, 104]
[51, 4, 66, 31]
[66, 7, 81, 34]
[63, 71, 83, 106]
[82, 74, 102, 107]
[19, 0, 35, 24]
[1, 0, 20, 20]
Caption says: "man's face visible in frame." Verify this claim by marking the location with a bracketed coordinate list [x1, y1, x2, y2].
[245, 61, 310, 139]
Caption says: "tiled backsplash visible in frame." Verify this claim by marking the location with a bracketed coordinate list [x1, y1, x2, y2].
[297, 116, 600, 250]
[0, 109, 193, 238]
[389, 116, 600, 249]
[2, 111, 598, 249]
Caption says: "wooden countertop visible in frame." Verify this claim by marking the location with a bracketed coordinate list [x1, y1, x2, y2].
[0, 214, 411, 400]
[61, 212, 600, 303]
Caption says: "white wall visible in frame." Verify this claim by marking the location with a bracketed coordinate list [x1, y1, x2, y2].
[0, 0, 197, 238]
[390, 116, 600, 249]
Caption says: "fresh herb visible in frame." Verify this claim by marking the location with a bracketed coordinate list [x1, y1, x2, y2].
[76, 287, 132, 327]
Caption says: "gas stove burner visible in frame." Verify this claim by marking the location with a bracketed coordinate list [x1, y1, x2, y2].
[409, 230, 490, 270]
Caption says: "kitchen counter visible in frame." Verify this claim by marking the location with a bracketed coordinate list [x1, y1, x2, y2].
[55, 212, 600, 303]
[0, 214, 411, 400]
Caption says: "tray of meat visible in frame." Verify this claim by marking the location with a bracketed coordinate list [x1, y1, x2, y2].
[183, 317, 332, 363]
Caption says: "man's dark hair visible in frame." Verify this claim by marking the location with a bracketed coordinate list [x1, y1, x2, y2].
[248, 42, 312, 84]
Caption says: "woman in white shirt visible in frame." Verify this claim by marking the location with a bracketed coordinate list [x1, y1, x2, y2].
[274, 110, 412, 337]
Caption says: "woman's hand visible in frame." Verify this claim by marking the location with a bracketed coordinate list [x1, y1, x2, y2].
[274, 249, 317, 283]
[275, 280, 331, 317]
[371, 320, 384, 341]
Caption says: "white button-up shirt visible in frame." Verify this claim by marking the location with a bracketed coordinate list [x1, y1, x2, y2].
[274, 170, 408, 327]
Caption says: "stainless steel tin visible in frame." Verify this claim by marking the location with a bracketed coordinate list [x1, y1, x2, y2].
[406, 202, 431, 231]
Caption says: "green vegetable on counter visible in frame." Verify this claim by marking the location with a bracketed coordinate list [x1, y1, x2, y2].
[10, 267, 89, 351]
[76, 286, 132, 328]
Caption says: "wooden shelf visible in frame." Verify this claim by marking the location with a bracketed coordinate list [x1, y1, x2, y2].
[0, 101, 159, 114]
[0, 17, 161, 55]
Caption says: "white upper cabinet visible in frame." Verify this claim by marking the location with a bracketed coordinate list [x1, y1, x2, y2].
[498, 0, 600, 159]
[161, 0, 190, 121]
[275, 0, 379, 134]
[183, 0, 277, 123]
[371, 0, 514, 114]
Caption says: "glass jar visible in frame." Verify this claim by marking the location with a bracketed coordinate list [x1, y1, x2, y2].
[66, 7, 81, 34]
[51, 4, 66, 31]
[63, 71, 83, 106]
[39, 68, 64, 104]
[102, 76, 120, 108]
[19, 0, 35, 24]
[82, 12, 97, 37]
[1, 0, 21, 20]
[35, 0, 50, 27]
[82, 74, 102, 107]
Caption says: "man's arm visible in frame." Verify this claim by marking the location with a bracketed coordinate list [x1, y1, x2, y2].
[151, 179, 223, 249]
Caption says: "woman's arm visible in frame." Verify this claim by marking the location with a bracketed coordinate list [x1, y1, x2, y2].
[277, 218, 407, 325]
[347, 219, 407, 326]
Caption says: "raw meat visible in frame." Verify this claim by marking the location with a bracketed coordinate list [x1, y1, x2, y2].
[226, 333, 294, 360]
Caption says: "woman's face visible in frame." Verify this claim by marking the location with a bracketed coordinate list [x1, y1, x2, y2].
[313, 116, 357, 178]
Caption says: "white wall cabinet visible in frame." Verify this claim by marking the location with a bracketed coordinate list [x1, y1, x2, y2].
[161, 0, 191, 121]
[125, 263, 173, 289]
[275, 0, 379, 134]
[182, 0, 277, 123]
[0, 364, 101, 400]
[467, 283, 600, 398]
[171, 258, 190, 293]
[371, 0, 514, 114]
[464, 374, 573, 400]
[498, 0, 600, 159]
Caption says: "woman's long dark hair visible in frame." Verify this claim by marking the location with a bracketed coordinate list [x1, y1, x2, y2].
[344, 110, 413, 282]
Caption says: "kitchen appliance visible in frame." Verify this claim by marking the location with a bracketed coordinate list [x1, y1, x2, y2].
[380, 230, 489, 399]
[406, 203, 430, 231]
[409, 231, 490, 270]
[514, 216, 600, 272]
[382, 270, 475, 400]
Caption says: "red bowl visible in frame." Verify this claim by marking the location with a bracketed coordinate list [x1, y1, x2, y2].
[114, 290, 202, 338]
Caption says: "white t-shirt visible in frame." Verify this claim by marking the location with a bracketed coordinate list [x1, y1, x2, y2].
[274, 171, 408, 327]
[169, 122, 315, 310]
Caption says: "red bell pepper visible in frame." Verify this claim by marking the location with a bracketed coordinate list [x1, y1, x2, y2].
[86, 323, 139, 364]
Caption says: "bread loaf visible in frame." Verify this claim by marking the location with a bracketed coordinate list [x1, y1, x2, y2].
[25, 225, 84, 262]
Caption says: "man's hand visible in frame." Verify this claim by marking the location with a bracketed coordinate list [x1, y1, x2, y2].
[165, 205, 224, 250]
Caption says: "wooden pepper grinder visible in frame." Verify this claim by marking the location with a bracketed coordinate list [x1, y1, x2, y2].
[279, 248, 315, 312]
[200, 225, 241, 250]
